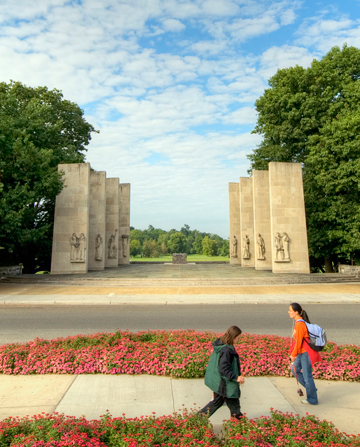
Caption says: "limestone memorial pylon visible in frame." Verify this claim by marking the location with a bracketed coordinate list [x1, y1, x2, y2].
[253, 170, 272, 270]
[229, 162, 309, 274]
[89, 171, 106, 271]
[51, 163, 130, 274]
[118, 183, 130, 264]
[239, 177, 254, 267]
[105, 178, 120, 268]
[269, 162, 309, 274]
[228, 183, 241, 265]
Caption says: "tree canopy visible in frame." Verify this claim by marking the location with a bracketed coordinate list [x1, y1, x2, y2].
[0, 81, 97, 272]
[129, 224, 228, 258]
[249, 45, 360, 270]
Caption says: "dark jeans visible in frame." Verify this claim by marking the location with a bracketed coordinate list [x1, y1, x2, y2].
[198, 392, 243, 419]
[291, 351, 318, 404]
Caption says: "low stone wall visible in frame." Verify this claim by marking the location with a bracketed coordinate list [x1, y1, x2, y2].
[338, 264, 360, 275]
[0, 265, 22, 276]
[172, 254, 187, 264]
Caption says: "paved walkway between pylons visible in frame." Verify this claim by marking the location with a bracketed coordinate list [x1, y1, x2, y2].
[1, 282, 360, 304]
[0, 375, 359, 437]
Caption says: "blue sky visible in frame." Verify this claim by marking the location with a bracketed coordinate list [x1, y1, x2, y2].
[1, 0, 360, 237]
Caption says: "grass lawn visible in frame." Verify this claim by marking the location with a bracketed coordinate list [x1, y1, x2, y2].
[130, 254, 230, 262]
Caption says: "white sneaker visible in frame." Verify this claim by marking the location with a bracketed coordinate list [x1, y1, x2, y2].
[301, 399, 310, 405]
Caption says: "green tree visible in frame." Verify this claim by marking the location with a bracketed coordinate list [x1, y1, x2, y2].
[305, 83, 360, 266]
[130, 229, 145, 244]
[180, 224, 190, 236]
[192, 235, 203, 254]
[249, 45, 360, 270]
[144, 225, 165, 241]
[168, 232, 188, 253]
[0, 81, 96, 272]
[130, 239, 142, 256]
[158, 233, 170, 254]
[187, 234, 195, 253]
[202, 236, 218, 256]
[220, 240, 230, 256]
[142, 239, 159, 258]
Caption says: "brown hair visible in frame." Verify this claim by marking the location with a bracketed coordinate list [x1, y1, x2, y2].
[290, 302, 311, 323]
[220, 325, 242, 345]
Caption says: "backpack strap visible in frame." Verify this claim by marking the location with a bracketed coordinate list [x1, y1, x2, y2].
[294, 318, 310, 345]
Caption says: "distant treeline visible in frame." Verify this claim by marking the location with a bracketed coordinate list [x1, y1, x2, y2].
[130, 224, 229, 257]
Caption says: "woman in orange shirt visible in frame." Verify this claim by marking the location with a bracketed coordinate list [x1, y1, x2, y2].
[288, 302, 320, 405]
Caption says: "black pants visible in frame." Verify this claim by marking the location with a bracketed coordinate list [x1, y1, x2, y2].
[198, 392, 242, 419]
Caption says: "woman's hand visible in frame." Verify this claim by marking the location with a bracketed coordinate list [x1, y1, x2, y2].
[290, 355, 296, 362]
[237, 375, 245, 384]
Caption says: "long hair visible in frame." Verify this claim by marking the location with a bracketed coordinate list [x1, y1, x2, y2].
[290, 302, 311, 323]
[220, 325, 242, 345]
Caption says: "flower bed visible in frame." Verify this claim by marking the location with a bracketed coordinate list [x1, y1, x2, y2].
[0, 411, 359, 447]
[0, 330, 359, 381]
[0, 411, 218, 447]
[222, 410, 360, 446]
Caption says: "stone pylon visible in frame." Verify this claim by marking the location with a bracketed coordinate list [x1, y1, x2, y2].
[51, 164, 131, 274]
[229, 162, 309, 274]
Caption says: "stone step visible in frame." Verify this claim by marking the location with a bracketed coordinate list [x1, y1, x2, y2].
[2, 275, 359, 287]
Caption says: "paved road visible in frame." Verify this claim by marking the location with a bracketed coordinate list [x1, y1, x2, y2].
[0, 303, 359, 345]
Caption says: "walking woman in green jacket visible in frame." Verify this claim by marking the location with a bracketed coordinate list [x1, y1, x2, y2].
[198, 325, 245, 419]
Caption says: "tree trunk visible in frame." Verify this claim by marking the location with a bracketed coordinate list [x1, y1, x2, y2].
[324, 256, 333, 273]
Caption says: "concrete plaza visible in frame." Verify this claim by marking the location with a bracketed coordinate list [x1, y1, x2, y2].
[1, 263, 360, 305]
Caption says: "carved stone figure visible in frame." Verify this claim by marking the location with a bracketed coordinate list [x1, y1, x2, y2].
[121, 234, 129, 257]
[78, 233, 87, 261]
[274, 232, 283, 261]
[282, 232, 290, 260]
[70, 233, 78, 262]
[243, 234, 250, 259]
[231, 235, 238, 258]
[108, 229, 118, 259]
[70, 233, 86, 263]
[95, 234, 103, 261]
[256, 233, 266, 260]
[274, 231, 291, 262]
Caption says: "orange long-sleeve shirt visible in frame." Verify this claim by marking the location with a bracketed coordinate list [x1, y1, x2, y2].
[291, 320, 308, 357]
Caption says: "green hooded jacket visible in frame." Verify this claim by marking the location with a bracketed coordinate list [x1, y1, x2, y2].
[204, 338, 241, 399]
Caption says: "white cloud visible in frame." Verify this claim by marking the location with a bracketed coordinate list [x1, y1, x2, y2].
[201, 1, 301, 44]
[280, 8, 296, 26]
[201, 0, 240, 16]
[190, 40, 229, 55]
[295, 17, 360, 52]
[227, 14, 281, 40]
[222, 106, 258, 125]
[162, 18, 186, 31]
[259, 45, 316, 80]
[162, 0, 202, 19]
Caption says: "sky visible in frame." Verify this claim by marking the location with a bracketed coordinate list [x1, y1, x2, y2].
[1, 0, 360, 238]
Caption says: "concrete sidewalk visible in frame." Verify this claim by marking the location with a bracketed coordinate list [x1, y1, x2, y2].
[0, 375, 359, 436]
[1, 283, 360, 304]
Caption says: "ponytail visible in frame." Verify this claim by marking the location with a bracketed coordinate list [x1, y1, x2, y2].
[290, 302, 311, 323]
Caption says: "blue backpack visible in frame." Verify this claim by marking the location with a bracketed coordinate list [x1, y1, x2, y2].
[298, 319, 327, 351]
